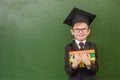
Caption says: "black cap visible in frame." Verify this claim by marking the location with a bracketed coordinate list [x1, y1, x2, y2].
[63, 7, 96, 27]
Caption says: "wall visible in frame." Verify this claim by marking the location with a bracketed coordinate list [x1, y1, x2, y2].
[0, 0, 120, 80]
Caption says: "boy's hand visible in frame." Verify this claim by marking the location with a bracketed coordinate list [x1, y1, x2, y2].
[71, 53, 81, 69]
[81, 51, 91, 66]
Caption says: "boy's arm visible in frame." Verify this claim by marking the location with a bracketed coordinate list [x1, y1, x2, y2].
[64, 46, 79, 76]
[85, 44, 99, 74]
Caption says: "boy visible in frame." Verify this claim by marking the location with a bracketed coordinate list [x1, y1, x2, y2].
[63, 7, 98, 80]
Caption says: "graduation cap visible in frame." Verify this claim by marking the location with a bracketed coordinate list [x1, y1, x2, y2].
[63, 7, 96, 27]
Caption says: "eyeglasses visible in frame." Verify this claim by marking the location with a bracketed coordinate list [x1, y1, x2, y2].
[73, 28, 89, 33]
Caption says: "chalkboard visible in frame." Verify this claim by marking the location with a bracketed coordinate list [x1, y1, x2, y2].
[0, 0, 120, 80]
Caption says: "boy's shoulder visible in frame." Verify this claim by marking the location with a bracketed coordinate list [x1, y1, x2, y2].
[65, 41, 96, 48]
[65, 42, 73, 48]
[86, 41, 96, 45]
[86, 41, 97, 48]
[66, 40, 96, 45]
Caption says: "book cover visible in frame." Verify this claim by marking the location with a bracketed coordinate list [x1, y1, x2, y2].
[69, 49, 95, 68]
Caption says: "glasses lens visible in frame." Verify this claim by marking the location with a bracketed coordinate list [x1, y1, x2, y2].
[73, 28, 88, 33]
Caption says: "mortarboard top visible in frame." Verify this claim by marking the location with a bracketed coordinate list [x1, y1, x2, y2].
[63, 7, 96, 27]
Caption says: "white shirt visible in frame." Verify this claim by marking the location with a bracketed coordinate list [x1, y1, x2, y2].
[75, 39, 86, 49]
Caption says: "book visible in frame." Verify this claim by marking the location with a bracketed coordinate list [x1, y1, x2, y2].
[69, 49, 95, 68]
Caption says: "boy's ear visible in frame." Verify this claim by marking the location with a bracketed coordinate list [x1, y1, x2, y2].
[88, 28, 91, 35]
[71, 29, 74, 35]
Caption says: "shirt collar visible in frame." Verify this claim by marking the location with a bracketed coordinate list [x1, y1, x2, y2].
[75, 39, 86, 49]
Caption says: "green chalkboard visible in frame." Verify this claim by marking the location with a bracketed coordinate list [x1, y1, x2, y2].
[0, 0, 120, 80]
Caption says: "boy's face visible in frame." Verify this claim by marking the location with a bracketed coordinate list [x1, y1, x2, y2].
[71, 22, 90, 41]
